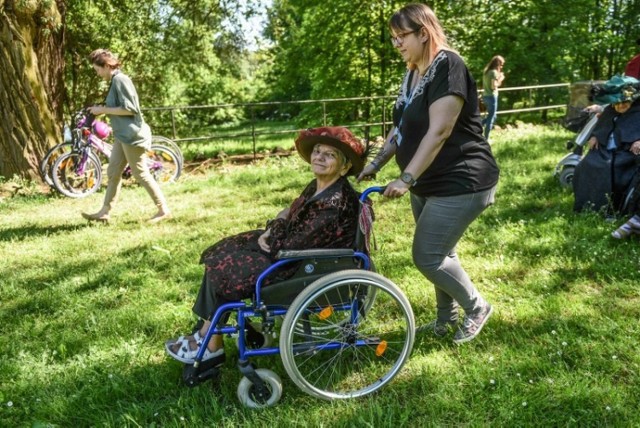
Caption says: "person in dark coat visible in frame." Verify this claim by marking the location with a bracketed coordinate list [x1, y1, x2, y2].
[165, 127, 369, 365]
[573, 75, 640, 215]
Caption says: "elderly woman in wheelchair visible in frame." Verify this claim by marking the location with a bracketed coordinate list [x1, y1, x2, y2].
[165, 127, 415, 407]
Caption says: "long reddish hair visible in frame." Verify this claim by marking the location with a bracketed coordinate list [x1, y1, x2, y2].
[389, 3, 453, 70]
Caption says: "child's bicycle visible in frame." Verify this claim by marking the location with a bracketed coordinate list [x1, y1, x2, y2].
[40, 109, 183, 198]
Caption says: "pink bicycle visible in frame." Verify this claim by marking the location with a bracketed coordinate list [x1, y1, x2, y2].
[41, 109, 182, 198]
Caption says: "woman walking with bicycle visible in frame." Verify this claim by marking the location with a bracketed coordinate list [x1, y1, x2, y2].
[82, 49, 171, 224]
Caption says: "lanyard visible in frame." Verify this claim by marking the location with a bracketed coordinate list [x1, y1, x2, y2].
[395, 70, 421, 146]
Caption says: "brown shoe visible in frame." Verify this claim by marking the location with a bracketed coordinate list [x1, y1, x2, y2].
[81, 212, 110, 223]
[148, 212, 172, 224]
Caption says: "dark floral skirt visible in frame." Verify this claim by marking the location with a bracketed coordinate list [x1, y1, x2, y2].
[199, 230, 273, 301]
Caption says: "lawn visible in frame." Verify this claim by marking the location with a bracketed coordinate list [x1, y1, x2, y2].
[1, 122, 639, 426]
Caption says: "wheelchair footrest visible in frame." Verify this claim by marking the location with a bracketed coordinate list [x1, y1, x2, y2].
[182, 359, 223, 388]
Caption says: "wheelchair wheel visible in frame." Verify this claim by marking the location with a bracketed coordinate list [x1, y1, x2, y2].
[237, 369, 283, 409]
[292, 285, 377, 337]
[558, 166, 575, 189]
[279, 269, 415, 401]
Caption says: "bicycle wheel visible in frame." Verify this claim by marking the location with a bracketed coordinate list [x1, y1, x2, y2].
[147, 145, 181, 183]
[40, 143, 73, 187]
[151, 135, 183, 165]
[279, 269, 415, 401]
[51, 151, 103, 198]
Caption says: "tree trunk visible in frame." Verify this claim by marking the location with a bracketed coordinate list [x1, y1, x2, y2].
[0, 0, 65, 181]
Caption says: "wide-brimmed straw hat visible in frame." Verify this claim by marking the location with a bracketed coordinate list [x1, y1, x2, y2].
[592, 75, 640, 105]
[295, 127, 366, 176]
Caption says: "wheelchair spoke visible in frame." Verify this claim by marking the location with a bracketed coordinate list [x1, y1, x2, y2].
[280, 270, 415, 400]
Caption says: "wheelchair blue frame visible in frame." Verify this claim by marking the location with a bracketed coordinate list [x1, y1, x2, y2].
[183, 185, 415, 408]
[191, 186, 385, 367]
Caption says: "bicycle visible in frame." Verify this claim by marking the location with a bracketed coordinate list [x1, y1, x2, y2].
[42, 109, 183, 198]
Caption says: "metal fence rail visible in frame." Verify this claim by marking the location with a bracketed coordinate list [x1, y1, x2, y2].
[142, 83, 570, 156]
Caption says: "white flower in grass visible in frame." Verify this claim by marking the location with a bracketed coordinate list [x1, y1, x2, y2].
[490, 379, 495, 385]
[529, 379, 534, 384]
[488, 356, 494, 362]
[606, 406, 611, 411]
[154, 413, 159, 417]
[612, 355, 617, 360]
[551, 330, 557, 335]
[522, 401, 527, 407]
[7, 401, 13, 407]
[516, 373, 521, 377]
[108, 374, 113, 379]
[562, 341, 567, 346]
[180, 416, 185, 421]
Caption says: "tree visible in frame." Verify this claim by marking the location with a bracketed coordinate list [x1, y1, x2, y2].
[0, 0, 65, 180]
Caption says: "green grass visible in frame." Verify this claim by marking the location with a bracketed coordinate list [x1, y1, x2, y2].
[1, 123, 639, 426]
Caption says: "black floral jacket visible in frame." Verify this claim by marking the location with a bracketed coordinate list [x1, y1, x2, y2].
[267, 176, 362, 257]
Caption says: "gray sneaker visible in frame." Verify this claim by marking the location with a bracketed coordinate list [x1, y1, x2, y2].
[416, 319, 457, 338]
[453, 303, 493, 345]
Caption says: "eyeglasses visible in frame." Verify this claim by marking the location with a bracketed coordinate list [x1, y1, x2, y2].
[389, 29, 420, 45]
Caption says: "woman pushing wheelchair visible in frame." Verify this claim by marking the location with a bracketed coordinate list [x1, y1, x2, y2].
[165, 127, 369, 366]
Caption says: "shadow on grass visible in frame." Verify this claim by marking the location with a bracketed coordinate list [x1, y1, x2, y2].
[0, 223, 86, 242]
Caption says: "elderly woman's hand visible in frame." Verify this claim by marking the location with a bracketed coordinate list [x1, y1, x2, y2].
[587, 136, 599, 150]
[583, 104, 604, 114]
[631, 140, 640, 155]
[356, 164, 378, 183]
[258, 229, 271, 252]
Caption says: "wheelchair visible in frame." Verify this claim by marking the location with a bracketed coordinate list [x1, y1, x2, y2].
[181, 186, 416, 408]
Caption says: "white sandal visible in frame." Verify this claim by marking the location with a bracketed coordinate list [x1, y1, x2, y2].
[165, 337, 225, 364]
[164, 330, 202, 348]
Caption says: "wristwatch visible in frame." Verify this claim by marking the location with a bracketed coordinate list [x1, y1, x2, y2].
[400, 172, 417, 186]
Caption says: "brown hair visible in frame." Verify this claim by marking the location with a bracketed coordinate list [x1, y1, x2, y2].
[483, 55, 505, 74]
[389, 3, 453, 70]
[89, 49, 121, 69]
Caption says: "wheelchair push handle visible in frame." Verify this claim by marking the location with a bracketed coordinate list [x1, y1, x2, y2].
[360, 186, 387, 202]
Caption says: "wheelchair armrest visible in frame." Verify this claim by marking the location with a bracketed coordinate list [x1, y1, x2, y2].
[276, 248, 355, 259]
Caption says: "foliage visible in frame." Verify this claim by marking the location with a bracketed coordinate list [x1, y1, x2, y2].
[263, 0, 640, 122]
[1, 125, 639, 425]
[63, 0, 265, 130]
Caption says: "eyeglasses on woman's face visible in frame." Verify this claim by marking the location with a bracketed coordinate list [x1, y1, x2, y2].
[389, 29, 420, 46]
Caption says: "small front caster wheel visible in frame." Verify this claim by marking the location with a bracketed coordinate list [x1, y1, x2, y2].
[237, 369, 283, 408]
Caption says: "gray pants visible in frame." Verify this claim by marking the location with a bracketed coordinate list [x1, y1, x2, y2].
[102, 140, 168, 213]
[410, 186, 496, 323]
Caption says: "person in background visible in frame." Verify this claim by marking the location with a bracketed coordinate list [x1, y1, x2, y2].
[624, 37, 640, 79]
[481, 55, 505, 142]
[573, 75, 640, 218]
[82, 49, 171, 224]
[165, 127, 368, 365]
[358, 3, 499, 345]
